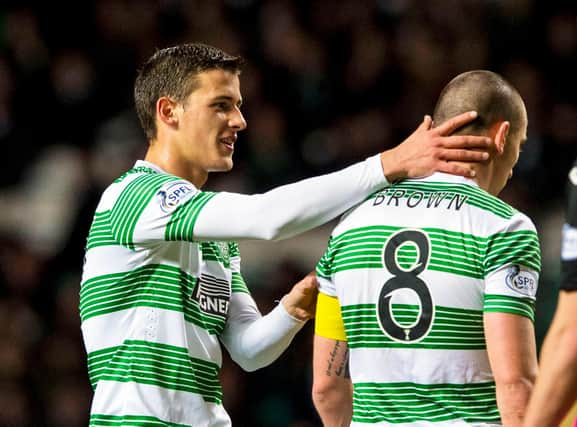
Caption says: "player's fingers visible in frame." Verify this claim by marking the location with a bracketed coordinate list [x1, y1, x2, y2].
[436, 162, 477, 178]
[423, 115, 433, 130]
[438, 135, 492, 149]
[413, 115, 432, 133]
[300, 274, 319, 292]
[434, 111, 478, 135]
[438, 148, 489, 162]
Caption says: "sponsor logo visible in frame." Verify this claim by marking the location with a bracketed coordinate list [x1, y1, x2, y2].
[156, 181, 196, 212]
[191, 274, 231, 316]
[505, 265, 536, 297]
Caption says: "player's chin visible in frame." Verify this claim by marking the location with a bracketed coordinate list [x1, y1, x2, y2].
[211, 159, 234, 172]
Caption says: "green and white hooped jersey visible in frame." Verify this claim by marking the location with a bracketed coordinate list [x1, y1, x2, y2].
[316, 173, 541, 426]
[80, 161, 249, 427]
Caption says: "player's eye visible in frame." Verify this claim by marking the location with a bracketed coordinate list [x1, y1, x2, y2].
[213, 102, 230, 111]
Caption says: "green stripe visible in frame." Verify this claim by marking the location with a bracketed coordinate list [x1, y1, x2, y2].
[165, 192, 217, 242]
[87, 340, 222, 404]
[90, 414, 191, 427]
[111, 174, 177, 250]
[317, 226, 486, 280]
[484, 230, 541, 274]
[80, 264, 228, 335]
[228, 242, 240, 258]
[352, 381, 499, 424]
[86, 210, 116, 249]
[341, 303, 485, 350]
[317, 225, 540, 281]
[484, 294, 535, 321]
[200, 241, 230, 267]
[231, 272, 249, 294]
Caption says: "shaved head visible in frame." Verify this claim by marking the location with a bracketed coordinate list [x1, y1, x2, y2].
[433, 70, 526, 137]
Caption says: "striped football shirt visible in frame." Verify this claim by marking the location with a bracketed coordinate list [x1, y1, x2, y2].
[80, 161, 250, 427]
[316, 173, 540, 426]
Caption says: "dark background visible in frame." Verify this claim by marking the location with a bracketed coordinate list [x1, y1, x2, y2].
[0, 0, 575, 425]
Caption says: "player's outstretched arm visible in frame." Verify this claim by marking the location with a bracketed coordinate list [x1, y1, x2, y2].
[524, 291, 577, 427]
[192, 111, 490, 242]
[220, 273, 317, 372]
[484, 312, 538, 427]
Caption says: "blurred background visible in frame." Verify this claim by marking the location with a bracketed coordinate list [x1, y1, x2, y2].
[0, 0, 575, 425]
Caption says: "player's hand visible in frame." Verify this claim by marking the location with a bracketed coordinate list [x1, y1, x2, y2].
[282, 272, 319, 322]
[380, 111, 491, 181]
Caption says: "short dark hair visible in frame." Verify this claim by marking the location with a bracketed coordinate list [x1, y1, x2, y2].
[134, 43, 244, 141]
[433, 70, 525, 137]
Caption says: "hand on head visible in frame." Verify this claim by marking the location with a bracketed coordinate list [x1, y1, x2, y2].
[380, 111, 491, 182]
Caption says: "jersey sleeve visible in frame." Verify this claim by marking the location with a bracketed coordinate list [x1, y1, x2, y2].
[483, 212, 541, 321]
[220, 293, 305, 372]
[192, 154, 388, 241]
[316, 236, 338, 295]
[229, 242, 250, 295]
[314, 235, 347, 340]
[112, 154, 387, 247]
[109, 174, 217, 248]
[561, 162, 577, 291]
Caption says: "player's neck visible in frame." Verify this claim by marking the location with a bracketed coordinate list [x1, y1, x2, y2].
[445, 161, 493, 194]
[469, 162, 499, 195]
[144, 142, 208, 188]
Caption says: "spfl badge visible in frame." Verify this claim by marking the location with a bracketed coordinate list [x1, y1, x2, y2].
[505, 265, 536, 297]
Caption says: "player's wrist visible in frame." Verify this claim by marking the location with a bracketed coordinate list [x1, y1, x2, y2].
[280, 295, 309, 322]
[380, 149, 406, 182]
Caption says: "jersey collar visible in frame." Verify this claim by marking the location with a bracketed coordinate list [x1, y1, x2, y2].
[408, 172, 479, 188]
[134, 160, 167, 174]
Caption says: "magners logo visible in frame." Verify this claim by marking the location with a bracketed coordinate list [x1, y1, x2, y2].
[192, 274, 231, 316]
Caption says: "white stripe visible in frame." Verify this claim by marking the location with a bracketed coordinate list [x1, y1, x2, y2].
[351, 347, 492, 385]
[82, 241, 202, 283]
[334, 269, 485, 311]
[351, 419, 500, 426]
[351, 420, 500, 427]
[81, 307, 222, 365]
[94, 175, 139, 212]
[91, 380, 231, 427]
[82, 245, 150, 283]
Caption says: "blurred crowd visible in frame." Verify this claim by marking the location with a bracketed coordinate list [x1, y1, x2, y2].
[0, 0, 575, 425]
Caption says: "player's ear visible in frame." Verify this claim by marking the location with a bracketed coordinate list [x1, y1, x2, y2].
[157, 97, 180, 127]
[494, 121, 510, 155]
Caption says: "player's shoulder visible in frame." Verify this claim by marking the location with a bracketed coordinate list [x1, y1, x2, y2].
[509, 209, 537, 232]
[100, 165, 199, 211]
[330, 199, 371, 238]
[486, 206, 538, 239]
[126, 166, 198, 200]
[113, 164, 160, 183]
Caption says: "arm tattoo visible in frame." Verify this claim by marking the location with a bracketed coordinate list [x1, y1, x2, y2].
[325, 341, 350, 378]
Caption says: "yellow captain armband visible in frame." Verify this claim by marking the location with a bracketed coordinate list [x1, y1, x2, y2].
[315, 292, 347, 341]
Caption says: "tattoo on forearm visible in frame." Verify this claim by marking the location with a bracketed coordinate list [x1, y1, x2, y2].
[325, 341, 349, 378]
[339, 353, 351, 379]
